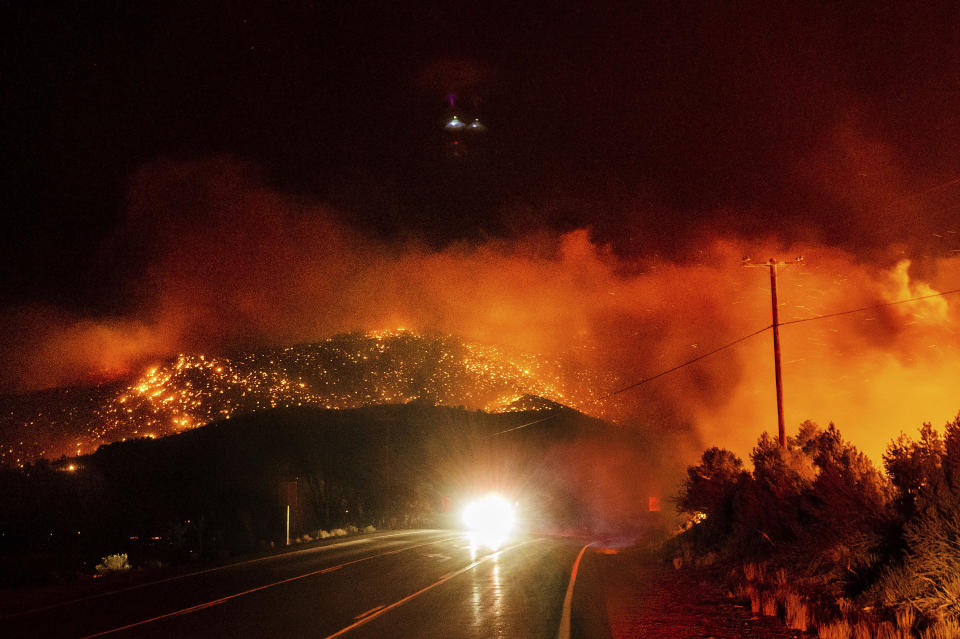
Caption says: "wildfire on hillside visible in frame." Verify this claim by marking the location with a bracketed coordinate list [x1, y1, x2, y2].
[0, 331, 622, 466]
[1, 160, 958, 467]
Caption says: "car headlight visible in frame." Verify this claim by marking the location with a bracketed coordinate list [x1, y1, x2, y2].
[462, 494, 516, 548]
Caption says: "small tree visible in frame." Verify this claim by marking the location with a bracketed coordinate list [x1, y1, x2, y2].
[678, 447, 745, 516]
[885, 422, 945, 518]
[677, 446, 746, 546]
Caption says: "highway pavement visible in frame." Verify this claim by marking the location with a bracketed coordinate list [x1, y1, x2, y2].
[3, 530, 604, 638]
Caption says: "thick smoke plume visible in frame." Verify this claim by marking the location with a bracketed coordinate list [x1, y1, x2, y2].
[3, 157, 959, 464]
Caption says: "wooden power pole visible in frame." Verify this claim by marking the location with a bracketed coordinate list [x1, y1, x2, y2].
[768, 260, 785, 448]
[744, 257, 803, 449]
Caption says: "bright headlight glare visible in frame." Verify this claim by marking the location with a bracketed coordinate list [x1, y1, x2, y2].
[462, 494, 516, 534]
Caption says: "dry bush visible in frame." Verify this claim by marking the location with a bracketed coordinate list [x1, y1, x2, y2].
[784, 591, 810, 631]
[775, 567, 789, 586]
[899, 508, 960, 614]
[881, 418, 960, 616]
[818, 619, 852, 639]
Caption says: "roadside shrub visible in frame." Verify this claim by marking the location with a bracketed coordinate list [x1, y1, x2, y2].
[95, 553, 130, 572]
[363, 525, 376, 533]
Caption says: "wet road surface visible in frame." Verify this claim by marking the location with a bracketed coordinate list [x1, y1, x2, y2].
[3, 530, 595, 638]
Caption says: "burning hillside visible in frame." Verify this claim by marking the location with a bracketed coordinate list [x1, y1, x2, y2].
[0, 330, 620, 466]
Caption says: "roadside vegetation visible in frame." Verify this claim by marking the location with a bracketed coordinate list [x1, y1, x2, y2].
[673, 415, 960, 638]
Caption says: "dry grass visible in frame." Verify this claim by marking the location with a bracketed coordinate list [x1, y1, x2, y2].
[875, 620, 912, 639]
[895, 606, 916, 632]
[743, 560, 768, 583]
[762, 591, 778, 617]
[818, 619, 852, 639]
[745, 583, 762, 614]
[921, 617, 960, 639]
[852, 619, 875, 639]
[775, 567, 789, 586]
[784, 591, 810, 631]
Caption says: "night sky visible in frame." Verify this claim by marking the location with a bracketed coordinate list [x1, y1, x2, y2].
[5, 1, 958, 312]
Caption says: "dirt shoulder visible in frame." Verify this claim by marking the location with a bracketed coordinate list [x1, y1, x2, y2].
[577, 547, 805, 639]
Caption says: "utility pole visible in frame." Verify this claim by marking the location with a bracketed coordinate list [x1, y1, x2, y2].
[768, 261, 785, 448]
[744, 257, 803, 448]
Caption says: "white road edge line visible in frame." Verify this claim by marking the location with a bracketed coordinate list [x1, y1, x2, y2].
[75, 535, 457, 639]
[556, 542, 595, 639]
[322, 539, 535, 639]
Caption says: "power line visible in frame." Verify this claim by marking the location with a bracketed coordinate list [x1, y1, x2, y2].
[490, 284, 960, 432]
[485, 413, 558, 437]
[595, 285, 960, 402]
[594, 325, 772, 401]
[778, 287, 960, 327]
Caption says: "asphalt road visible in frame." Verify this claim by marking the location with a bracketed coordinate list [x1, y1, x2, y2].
[3, 530, 601, 639]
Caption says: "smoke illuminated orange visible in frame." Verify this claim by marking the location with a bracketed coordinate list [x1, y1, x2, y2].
[1, 159, 958, 469]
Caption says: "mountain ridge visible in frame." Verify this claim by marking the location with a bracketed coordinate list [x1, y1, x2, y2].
[1, 330, 614, 466]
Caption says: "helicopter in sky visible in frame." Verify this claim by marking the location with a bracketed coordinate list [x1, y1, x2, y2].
[443, 93, 486, 158]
